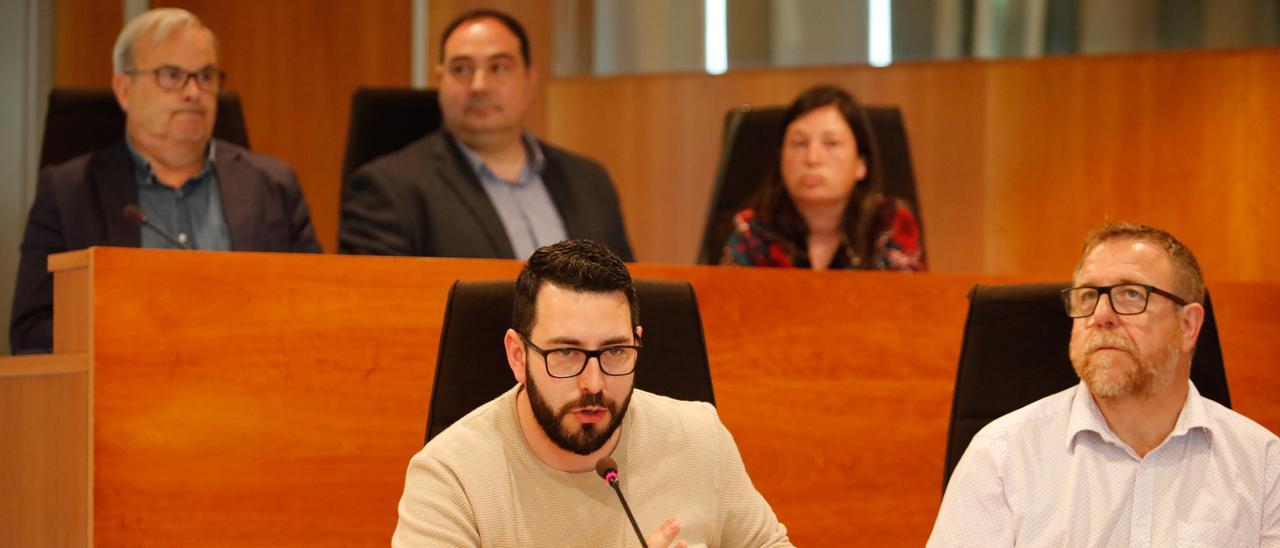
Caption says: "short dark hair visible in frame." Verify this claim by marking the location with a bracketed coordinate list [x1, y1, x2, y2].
[749, 84, 888, 264]
[439, 8, 531, 66]
[1074, 222, 1206, 304]
[512, 240, 639, 335]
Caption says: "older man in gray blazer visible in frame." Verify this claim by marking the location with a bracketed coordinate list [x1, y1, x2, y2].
[10, 8, 320, 354]
[338, 9, 633, 262]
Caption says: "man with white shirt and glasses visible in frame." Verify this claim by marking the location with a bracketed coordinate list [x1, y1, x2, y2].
[929, 223, 1278, 547]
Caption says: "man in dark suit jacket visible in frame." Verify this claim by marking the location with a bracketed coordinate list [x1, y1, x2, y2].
[338, 9, 633, 261]
[9, 8, 320, 354]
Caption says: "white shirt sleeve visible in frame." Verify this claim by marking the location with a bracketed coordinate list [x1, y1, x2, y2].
[927, 432, 1016, 548]
[1263, 437, 1280, 548]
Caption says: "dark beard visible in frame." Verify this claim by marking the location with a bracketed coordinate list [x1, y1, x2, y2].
[525, 365, 633, 456]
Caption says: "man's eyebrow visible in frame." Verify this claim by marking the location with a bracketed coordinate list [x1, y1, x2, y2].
[445, 52, 517, 64]
[542, 335, 634, 347]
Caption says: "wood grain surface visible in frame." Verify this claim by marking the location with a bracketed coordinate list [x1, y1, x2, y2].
[20, 247, 1265, 546]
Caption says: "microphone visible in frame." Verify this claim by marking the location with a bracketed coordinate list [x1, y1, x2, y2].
[122, 205, 191, 250]
[596, 457, 647, 548]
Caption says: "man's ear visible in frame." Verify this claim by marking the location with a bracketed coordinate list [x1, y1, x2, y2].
[635, 325, 643, 342]
[1179, 302, 1205, 354]
[504, 328, 527, 384]
[112, 72, 131, 113]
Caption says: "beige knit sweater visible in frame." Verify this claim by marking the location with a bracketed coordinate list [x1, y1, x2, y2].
[392, 385, 792, 547]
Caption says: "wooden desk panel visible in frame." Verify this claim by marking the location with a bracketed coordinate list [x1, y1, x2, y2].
[4, 247, 1276, 547]
[90, 251, 520, 545]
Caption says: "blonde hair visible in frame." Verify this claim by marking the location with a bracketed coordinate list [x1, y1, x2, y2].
[113, 8, 219, 74]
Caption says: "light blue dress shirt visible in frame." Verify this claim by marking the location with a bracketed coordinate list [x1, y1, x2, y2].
[125, 136, 232, 251]
[452, 132, 568, 260]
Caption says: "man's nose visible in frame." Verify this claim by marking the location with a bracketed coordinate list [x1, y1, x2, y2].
[180, 74, 203, 99]
[577, 356, 605, 393]
[1089, 294, 1119, 326]
[469, 67, 489, 91]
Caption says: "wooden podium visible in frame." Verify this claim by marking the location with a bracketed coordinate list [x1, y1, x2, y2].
[2, 247, 1278, 547]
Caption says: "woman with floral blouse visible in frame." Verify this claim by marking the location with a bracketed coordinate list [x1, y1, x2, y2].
[721, 85, 924, 271]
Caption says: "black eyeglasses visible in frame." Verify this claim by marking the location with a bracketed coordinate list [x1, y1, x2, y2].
[125, 65, 226, 91]
[1060, 284, 1189, 318]
[519, 332, 641, 379]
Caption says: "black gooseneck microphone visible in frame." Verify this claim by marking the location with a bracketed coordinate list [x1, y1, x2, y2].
[596, 457, 648, 548]
[122, 205, 191, 250]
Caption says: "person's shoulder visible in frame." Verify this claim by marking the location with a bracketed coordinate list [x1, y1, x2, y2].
[628, 390, 721, 445]
[731, 207, 757, 227]
[536, 138, 599, 165]
[413, 387, 520, 467]
[1198, 395, 1280, 446]
[348, 131, 447, 185]
[215, 139, 299, 181]
[41, 140, 127, 182]
[537, 138, 612, 182]
[971, 384, 1077, 446]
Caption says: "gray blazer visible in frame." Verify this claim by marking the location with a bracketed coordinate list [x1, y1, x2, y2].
[337, 131, 634, 261]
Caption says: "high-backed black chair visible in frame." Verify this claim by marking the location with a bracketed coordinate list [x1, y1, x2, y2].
[39, 88, 249, 169]
[943, 282, 1230, 489]
[425, 279, 716, 443]
[341, 87, 442, 182]
[698, 104, 924, 264]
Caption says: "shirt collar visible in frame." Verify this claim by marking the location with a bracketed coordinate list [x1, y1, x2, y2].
[451, 130, 546, 182]
[125, 134, 216, 187]
[1065, 380, 1213, 453]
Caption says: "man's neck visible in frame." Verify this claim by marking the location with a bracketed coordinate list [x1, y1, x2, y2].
[514, 386, 620, 473]
[455, 129, 528, 180]
[129, 129, 207, 189]
[1092, 377, 1189, 458]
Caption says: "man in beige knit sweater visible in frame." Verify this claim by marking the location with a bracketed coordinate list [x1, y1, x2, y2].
[393, 239, 791, 547]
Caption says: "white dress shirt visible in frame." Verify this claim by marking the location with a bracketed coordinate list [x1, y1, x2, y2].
[929, 381, 1280, 548]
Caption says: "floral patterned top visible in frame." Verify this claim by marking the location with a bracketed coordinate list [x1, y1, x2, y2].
[720, 198, 925, 271]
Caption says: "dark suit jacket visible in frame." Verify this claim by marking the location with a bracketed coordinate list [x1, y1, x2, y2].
[337, 130, 634, 261]
[10, 138, 322, 354]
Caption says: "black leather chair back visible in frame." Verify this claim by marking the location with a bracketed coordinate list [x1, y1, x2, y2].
[341, 87, 442, 181]
[698, 104, 924, 264]
[426, 279, 716, 443]
[943, 282, 1230, 489]
[40, 88, 249, 169]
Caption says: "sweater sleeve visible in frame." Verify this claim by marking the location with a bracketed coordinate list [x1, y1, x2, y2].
[391, 452, 482, 547]
[713, 415, 794, 547]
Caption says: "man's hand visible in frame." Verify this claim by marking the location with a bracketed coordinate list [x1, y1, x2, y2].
[646, 517, 686, 548]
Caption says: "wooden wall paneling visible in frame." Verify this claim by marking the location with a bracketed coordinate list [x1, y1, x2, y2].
[1212, 282, 1280, 428]
[544, 49, 1280, 281]
[53, 0, 120, 87]
[157, 0, 414, 253]
[0, 355, 91, 548]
